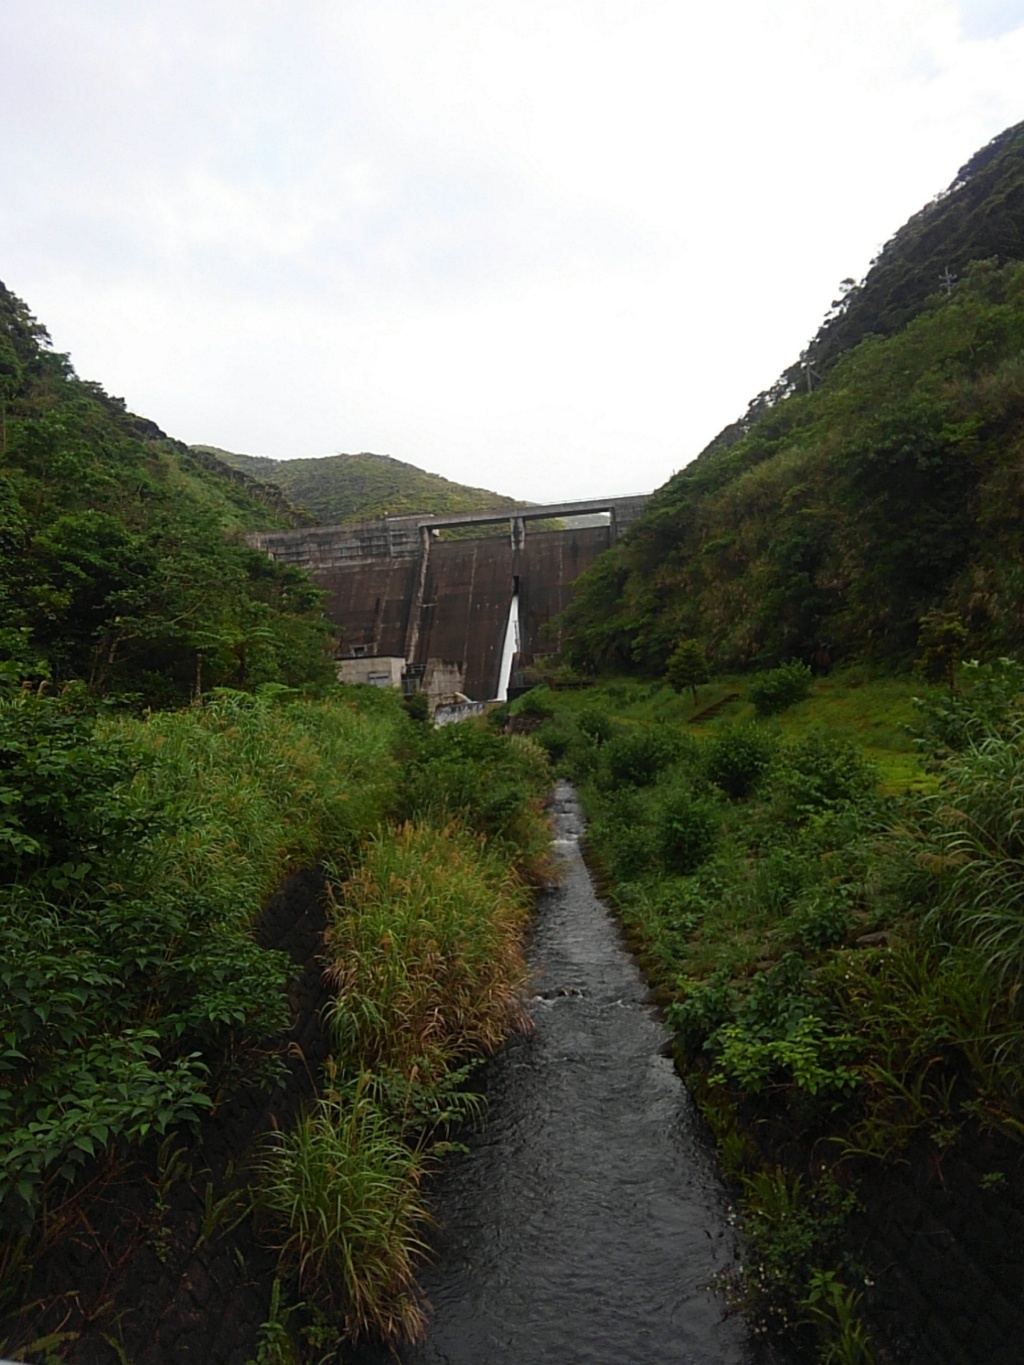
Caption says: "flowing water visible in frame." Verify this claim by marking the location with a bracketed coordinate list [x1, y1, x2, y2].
[495, 591, 520, 702]
[358, 781, 754, 1364]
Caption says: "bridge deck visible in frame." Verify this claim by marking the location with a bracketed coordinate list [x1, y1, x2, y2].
[391, 493, 650, 530]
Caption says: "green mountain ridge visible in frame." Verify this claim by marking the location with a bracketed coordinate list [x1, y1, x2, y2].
[195, 445, 522, 525]
[560, 120, 1024, 677]
[701, 120, 1024, 461]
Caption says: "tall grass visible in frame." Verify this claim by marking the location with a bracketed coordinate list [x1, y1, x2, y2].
[103, 687, 407, 919]
[257, 1081, 433, 1343]
[262, 811, 539, 1349]
[927, 718, 1024, 997]
[323, 821, 532, 1079]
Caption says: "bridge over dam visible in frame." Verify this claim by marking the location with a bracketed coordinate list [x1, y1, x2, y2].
[249, 494, 649, 703]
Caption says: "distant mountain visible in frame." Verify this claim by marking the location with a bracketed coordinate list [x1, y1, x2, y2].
[560, 121, 1024, 675]
[194, 447, 521, 525]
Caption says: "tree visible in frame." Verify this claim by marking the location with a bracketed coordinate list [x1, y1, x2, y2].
[665, 639, 708, 702]
[917, 609, 968, 696]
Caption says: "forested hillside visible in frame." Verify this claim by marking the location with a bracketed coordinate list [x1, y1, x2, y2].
[0, 284, 333, 704]
[197, 445, 520, 525]
[561, 121, 1024, 677]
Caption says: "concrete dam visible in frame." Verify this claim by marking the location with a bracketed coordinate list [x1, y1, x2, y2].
[249, 495, 649, 703]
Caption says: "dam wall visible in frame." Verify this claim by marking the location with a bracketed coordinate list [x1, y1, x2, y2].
[249, 495, 648, 701]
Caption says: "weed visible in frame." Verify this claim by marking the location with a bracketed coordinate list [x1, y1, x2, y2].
[197, 1179, 253, 1248]
[146, 1137, 190, 1264]
[801, 1269, 876, 1365]
[736, 1167, 859, 1339]
[248, 1278, 299, 1365]
[257, 1083, 432, 1344]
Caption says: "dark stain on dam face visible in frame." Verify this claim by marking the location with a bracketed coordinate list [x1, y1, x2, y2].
[354, 782, 755, 1365]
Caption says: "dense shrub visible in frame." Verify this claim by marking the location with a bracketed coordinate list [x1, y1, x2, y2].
[576, 706, 616, 746]
[656, 788, 720, 874]
[748, 661, 813, 716]
[702, 722, 778, 799]
[667, 972, 734, 1053]
[532, 719, 574, 763]
[512, 685, 555, 719]
[590, 813, 661, 882]
[770, 733, 877, 818]
[599, 728, 678, 788]
[0, 686, 136, 892]
[399, 723, 549, 872]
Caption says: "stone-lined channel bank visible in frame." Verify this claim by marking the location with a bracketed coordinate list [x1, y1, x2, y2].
[357, 781, 757, 1365]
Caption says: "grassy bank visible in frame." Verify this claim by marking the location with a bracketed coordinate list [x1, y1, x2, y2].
[0, 683, 550, 1358]
[507, 663, 1024, 1362]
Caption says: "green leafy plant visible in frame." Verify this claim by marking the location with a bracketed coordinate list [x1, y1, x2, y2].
[599, 728, 679, 788]
[575, 706, 615, 746]
[748, 661, 813, 716]
[655, 787, 720, 874]
[702, 722, 778, 799]
[247, 1279, 300, 1365]
[801, 1269, 876, 1365]
[711, 1015, 860, 1098]
[770, 733, 877, 819]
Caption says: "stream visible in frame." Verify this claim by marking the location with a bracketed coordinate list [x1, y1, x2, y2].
[358, 780, 755, 1364]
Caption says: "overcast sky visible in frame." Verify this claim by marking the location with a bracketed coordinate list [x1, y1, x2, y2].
[3, 1, 1023, 503]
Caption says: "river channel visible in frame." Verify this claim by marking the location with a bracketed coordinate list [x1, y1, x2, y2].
[358, 780, 755, 1364]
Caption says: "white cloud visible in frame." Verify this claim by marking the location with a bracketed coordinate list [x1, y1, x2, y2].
[2, 0, 1022, 500]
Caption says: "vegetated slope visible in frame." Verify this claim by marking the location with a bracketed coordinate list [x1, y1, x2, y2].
[711, 119, 1024, 456]
[0, 282, 333, 704]
[561, 122, 1024, 677]
[196, 445, 522, 524]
